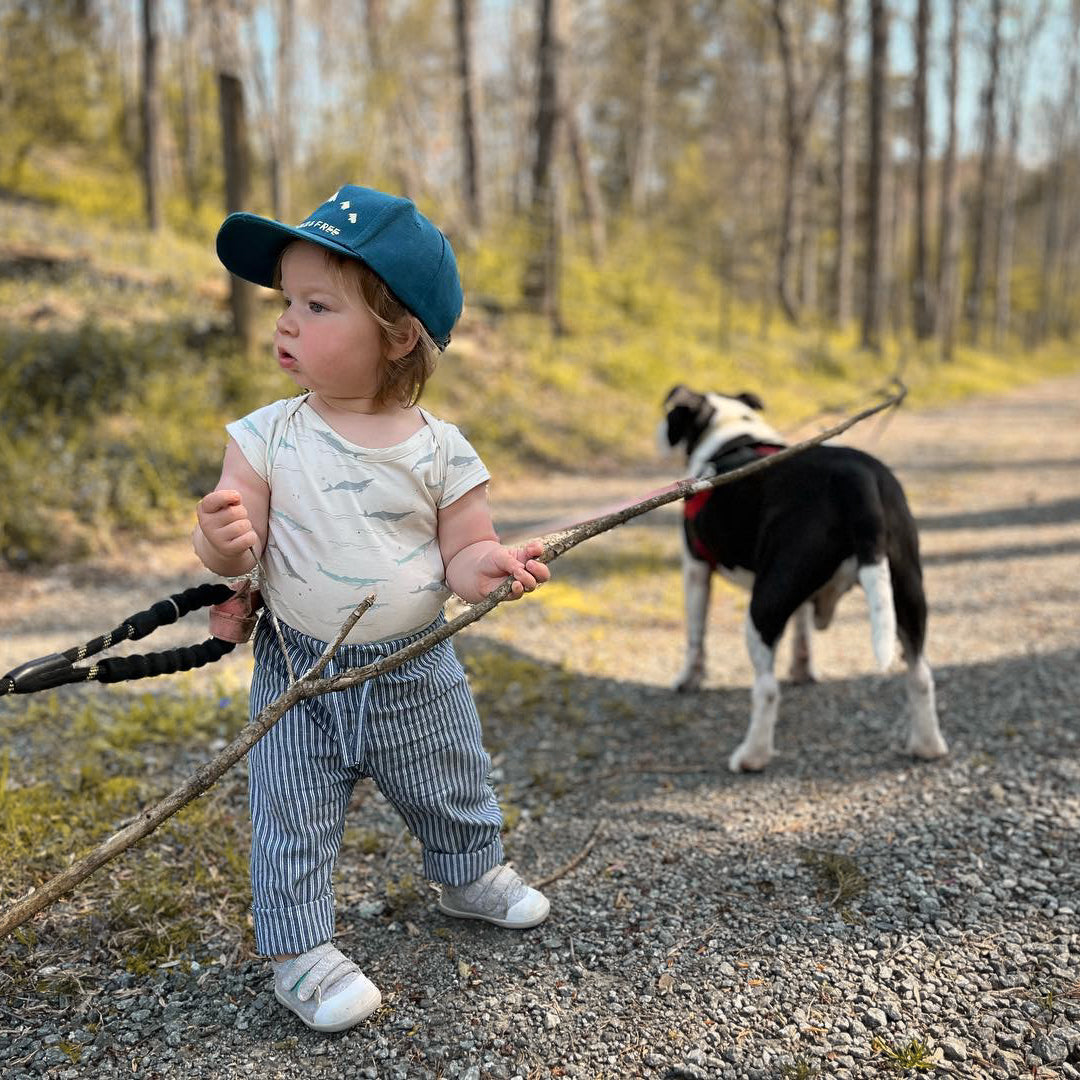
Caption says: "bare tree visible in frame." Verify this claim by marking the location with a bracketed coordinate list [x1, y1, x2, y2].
[1036, 7, 1080, 342]
[363, 0, 419, 199]
[965, 0, 1002, 344]
[911, 0, 933, 338]
[936, 0, 962, 360]
[270, 0, 295, 222]
[834, 0, 855, 326]
[454, 0, 484, 232]
[994, 3, 1048, 348]
[522, 0, 568, 330]
[771, 0, 831, 325]
[180, 0, 204, 212]
[861, 0, 889, 350]
[214, 0, 255, 352]
[629, 1, 670, 213]
[140, 0, 162, 231]
[567, 108, 606, 264]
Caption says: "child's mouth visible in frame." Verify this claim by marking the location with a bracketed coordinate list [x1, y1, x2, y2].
[277, 348, 298, 370]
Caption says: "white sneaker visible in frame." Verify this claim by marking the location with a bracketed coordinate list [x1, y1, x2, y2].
[272, 943, 381, 1032]
[438, 864, 550, 929]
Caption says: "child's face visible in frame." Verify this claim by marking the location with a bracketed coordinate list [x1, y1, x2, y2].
[275, 241, 385, 404]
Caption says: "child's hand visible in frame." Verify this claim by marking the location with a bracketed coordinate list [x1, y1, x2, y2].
[478, 539, 551, 600]
[196, 489, 259, 559]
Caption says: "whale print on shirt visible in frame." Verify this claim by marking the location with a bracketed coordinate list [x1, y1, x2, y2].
[322, 478, 374, 495]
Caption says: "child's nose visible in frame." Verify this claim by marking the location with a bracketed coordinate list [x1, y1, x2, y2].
[276, 307, 297, 334]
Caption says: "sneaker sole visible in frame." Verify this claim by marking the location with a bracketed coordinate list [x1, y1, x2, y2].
[274, 984, 381, 1033]
[437, 898, 550, 929]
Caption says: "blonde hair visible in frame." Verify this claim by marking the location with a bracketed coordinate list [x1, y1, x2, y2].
[278, 242, 440, 408]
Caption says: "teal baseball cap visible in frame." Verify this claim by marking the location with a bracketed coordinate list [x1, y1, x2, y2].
[216, 184, 463, 349]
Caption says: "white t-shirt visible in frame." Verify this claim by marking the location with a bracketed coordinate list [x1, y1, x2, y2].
[226, 395, 490, 644]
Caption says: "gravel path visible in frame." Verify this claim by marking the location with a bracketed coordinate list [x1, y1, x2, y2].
[2, 375, 1079, 1079]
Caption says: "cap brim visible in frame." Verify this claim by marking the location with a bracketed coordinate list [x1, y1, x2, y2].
[215, 213, 364, 288]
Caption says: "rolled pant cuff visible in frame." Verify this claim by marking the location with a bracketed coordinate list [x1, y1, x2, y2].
[424, 837, 504, 887]
[253, 894, 336, 957]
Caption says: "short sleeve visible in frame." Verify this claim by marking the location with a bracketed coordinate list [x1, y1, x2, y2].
[225, 400, 292, 483]
[438, 423, 491, 508]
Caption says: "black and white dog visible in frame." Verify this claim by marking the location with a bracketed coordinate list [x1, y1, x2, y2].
[660, 385, 949, 772]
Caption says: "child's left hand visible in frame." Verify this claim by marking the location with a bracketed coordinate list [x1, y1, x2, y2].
[476, 539, 550, 600]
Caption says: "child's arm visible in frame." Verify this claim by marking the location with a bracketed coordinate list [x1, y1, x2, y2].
[193, 438, 271, 578]
[439, 484, 550, 604]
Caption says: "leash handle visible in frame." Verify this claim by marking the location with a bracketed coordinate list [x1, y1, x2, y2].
[1, 582, 241, 696]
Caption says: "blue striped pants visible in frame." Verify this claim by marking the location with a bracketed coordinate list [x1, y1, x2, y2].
[247, 614, 504, 956]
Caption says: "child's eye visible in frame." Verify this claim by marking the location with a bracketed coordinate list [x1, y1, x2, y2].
[309, 301, 327, 314]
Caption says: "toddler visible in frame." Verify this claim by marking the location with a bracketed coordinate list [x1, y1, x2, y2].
[193, 185, 551, 1032]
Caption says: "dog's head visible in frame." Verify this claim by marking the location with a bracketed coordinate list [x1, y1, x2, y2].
[658, 385, 783, 472]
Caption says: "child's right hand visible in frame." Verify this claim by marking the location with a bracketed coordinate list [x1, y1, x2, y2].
[197, 489, 259, 559]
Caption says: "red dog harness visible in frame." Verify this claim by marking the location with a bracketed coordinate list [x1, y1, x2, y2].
[684, 443, 784, 568]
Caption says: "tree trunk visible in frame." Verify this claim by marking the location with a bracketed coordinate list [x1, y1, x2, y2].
[214, 0, 255, 352]
[523, 0, 568, 331]
[861, 0, 888, 351]
[966, 0, 1002, 344]
[911, 0, 933, 338]
[364, 0, 418, 200]
[140, 0, 162, 231]
[454, 0, 484, 233]
[1036, 11, 1079, 342]
[629, 1, 668, 214]
[567, 108, 606, 264]
[180, 0, 202, 212]
[772, 0, 804, 325]
[994, 4, 1048, 349]
[936, 0, 961, 361]
[271, 0, 295, 222]
[834, 0, 854, 326]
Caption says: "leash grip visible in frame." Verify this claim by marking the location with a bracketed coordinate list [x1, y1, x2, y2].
[208, 581, 263, 643]
[4, 653, 73, 694]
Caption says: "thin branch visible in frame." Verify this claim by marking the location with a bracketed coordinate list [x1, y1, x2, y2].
[533, 823, 604, 889]
[0, 384, 905, 939]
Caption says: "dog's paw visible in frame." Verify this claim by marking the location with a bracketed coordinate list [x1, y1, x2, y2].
[728, 741, 773, 773]
[906, 731, 949, 760]
[787, 662, 818, 685]
[672, 661, 704, 693]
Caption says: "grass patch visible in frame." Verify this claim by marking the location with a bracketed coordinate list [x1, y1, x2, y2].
[796, 846, 869, 907]
[873, 1036, 942, 1072]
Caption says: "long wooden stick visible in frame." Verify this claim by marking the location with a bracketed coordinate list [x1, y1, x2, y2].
[0, 385, 904, 939]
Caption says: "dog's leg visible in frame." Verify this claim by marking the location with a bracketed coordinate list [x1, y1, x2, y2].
[892, 561, 949, 760]
[729, 615, 779, 772]
[788, 602, 817, 683]
[674, 550, 711, 692]
[904, 654, 948, 759]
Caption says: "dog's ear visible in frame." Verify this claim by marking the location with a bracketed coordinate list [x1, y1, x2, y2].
[736, 392, 765, 411]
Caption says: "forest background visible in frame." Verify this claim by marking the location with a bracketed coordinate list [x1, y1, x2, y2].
[1, 0, 1079, 569]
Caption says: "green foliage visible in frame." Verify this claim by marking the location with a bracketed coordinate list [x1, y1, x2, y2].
[873, 1036, 942, 1071]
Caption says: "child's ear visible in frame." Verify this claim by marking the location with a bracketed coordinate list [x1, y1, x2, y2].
[387, 318, 421, 361]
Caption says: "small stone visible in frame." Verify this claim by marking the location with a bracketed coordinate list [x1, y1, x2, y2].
[863, 1008, 888, 1030]
[940, 1037, 967, 1062]
[1030, 1034, 1068, 1064]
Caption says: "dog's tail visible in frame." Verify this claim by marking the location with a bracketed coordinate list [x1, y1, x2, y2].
[858, 559, 897, 670]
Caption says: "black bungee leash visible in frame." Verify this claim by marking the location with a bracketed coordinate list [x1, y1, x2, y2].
[1, 582, 240, 696]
